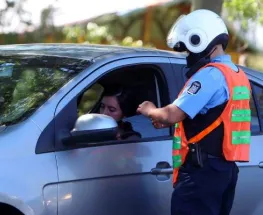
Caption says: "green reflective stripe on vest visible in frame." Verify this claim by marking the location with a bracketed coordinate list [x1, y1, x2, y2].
[175, 123, 179, 128]
[172, 155, 182, 168]
[173, 137, 181, 149]
[233, 86, 250, 100]
[232, 131, 251, 144]
[232, 109, 251, 122]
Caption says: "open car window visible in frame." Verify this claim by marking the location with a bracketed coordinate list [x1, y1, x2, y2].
[0, 55, 91, 126]
[76, 64, 171, 140]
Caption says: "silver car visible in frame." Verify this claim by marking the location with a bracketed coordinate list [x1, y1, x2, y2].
[0, 44, 262, 215]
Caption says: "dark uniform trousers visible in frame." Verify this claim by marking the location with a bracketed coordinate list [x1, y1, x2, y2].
[171, 156, 239, 215]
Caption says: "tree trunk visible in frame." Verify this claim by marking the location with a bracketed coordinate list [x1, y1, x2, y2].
[191, 0, 223, 14]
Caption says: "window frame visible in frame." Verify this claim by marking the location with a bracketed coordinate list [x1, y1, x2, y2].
[46, 57, 179, 153]
[250, 81, 263, 134]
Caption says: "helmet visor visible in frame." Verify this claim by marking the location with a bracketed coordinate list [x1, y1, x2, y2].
[166, 15, 186, 50]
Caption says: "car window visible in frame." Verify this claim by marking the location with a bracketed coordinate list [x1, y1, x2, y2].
[251, 83, 263, 130]
[0, 55, 90, 126]
[77, 65, 171, 140]
[78, 83, 104, 116]
[250, 93, 260, 132]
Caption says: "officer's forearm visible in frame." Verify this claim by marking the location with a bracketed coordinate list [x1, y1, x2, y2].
[148, 104, 186, 124]
[148, 108, 171, 124]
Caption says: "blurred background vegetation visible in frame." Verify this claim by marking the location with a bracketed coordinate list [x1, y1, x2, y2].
[0, 0, 263, 71]
[1, 0, 263, 122]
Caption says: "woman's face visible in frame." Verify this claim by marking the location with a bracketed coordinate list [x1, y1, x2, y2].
[100, 96, 124, 122]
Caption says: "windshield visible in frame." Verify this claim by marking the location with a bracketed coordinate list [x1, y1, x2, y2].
[0, 55, 91, 126]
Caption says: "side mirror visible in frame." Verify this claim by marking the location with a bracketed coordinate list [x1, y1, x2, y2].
[62, 113, 118, 146]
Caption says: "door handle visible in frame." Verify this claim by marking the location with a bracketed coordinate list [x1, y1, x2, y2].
[151, 161, 173, 175]
[259, 162, 263, 168]
[151, 167, 173, 175]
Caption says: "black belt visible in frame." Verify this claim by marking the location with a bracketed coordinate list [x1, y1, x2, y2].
[207, 154, 221, 159]
[184, 146, 223, 168]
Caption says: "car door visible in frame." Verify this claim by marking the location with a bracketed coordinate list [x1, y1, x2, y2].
[231, 80, 263, 215]
[54, 56, 185, 215]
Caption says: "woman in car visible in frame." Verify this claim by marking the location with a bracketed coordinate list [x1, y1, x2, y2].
[99, 87, 141, 140]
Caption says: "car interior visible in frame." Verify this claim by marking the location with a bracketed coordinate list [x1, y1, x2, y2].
[77, 64, 171, 140]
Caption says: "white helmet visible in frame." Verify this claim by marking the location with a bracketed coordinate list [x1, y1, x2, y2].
[167, 9, 229, 53]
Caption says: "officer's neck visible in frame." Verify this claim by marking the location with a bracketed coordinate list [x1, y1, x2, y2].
[210, 45, 225, 59]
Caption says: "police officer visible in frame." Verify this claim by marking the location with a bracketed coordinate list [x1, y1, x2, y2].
[137, 9, 251, 215]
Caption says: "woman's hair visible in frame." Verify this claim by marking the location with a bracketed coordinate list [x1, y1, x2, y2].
[102, 85, 138, 117]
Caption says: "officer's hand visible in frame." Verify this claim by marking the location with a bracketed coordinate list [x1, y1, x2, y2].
[151, 119, 164, 129]
[137, 101, 156, 117]
[152, 119, 171, 129]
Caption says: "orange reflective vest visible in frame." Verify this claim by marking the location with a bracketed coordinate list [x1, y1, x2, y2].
[172, 63, 251, 185]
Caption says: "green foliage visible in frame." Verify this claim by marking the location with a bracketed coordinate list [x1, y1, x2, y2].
[224, 0, 263, 30]
[62, 22, 153, 47]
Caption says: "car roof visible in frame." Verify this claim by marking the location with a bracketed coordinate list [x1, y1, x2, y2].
[0, 43, 185, 60]
[1, 43, 262, 82]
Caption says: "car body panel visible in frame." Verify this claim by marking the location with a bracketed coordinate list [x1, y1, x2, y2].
[56, 139, 173, 215]
[0, 119, 58, 215]
[231, 136, 263, 215]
